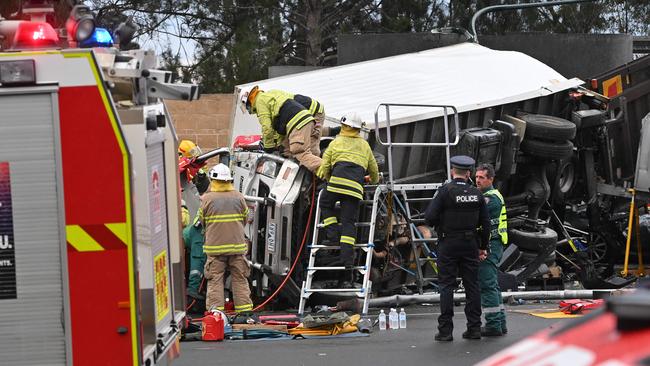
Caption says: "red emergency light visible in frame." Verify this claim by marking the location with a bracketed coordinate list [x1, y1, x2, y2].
[12, 21, 59, 49]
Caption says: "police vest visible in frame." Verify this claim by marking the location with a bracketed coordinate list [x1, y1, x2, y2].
[440, 181, 481, 234]
[484, 188, 508, 245]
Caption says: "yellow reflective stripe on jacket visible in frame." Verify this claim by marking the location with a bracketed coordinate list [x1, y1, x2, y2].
[308, 98, 324, 115]
[485, 189, 508, 245]
[340, 235, 356, 245]
[326, 185, 363, 200]
[204, 213, 247, 223]
[203, 243, 248, 254]
[318, 133, 379, 184]
[286, 109, 314, 133]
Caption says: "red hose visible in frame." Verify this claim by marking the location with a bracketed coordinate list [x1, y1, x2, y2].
[252, 174, 317, 312]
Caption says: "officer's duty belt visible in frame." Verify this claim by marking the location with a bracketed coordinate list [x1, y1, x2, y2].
[440, 231, 476, 239]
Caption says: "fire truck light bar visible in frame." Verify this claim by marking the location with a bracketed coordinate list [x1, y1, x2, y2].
[0, 60, 36, 86]
[13, 21, 59, 49]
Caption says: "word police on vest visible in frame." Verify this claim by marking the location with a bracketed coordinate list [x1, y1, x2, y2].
[456, 195, 479, 203]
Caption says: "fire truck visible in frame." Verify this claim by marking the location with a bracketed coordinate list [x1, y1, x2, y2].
[0, 1, 199, 364]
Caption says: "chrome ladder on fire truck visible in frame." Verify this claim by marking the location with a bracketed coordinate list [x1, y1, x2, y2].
[298, 186, 383, 316]
[372, 103, 460, 294]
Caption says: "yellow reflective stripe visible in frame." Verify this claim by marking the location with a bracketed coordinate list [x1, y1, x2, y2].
[330, 176, 363, 192]
[235, 304, 253, 312]
[286, 109, 314, 132]
[66, 225, 105, 252]
[204, 213, 247, 223]
[204, 243, 248, 253]
[105, 222, 128, 244]
[327, 186, 363, 200]
[323, 217, 338, 226]
[340, 235, 356, 245]
[205, 213, 246, 219]
[309, 99, 323, 115]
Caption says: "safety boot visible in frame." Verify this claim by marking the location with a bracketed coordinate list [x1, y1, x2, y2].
[481, 327, 503, 337]
[434, 333, 453, 342]
[462, 328, 481, 340]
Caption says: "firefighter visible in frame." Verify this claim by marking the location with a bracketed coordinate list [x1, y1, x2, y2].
[178, 139, 210, 194]
[475, 163, 508, 336]
[198, 163, 253, 313]
[316, 113, 379, 283]
[241, 86, 322, 173]
[424, 155, 490, 342]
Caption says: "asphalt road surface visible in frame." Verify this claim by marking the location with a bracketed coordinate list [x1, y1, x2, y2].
[175, 303, 570, 366]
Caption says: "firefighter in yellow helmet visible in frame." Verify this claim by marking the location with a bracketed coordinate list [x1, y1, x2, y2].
[178, 140, 202, 159]
[316, 113, 379, 285]
[198, 163, 253, 313]
[241, 86, 323, 173]
[178, 139, 210, 194]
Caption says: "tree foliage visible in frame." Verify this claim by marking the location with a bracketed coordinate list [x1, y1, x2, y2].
[6, 0, 642, 92]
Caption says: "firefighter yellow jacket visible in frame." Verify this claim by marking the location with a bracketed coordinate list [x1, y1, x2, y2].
[252, 89, 292, 148]
[317, 128, 379, 199]
[197, 183, 249, 256]
[253, 90, 324, 148]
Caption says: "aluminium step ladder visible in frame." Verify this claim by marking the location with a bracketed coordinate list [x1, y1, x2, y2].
[394, 185, 443, 294]
[298, 186, 384, 315]
[371, 103, 459, 294]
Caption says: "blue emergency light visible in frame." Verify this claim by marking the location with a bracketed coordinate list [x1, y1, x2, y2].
[80, 27, 113, 48]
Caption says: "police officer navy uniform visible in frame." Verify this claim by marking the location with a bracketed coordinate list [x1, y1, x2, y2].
[425, 155, 491, 342]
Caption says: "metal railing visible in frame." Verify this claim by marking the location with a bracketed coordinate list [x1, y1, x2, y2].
[373, 103, 461, 187]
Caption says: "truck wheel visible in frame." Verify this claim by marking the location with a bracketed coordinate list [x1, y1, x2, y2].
[521, 139, 574, 160]
[510, 227, 558, 252]
[522, 114, 576, 141]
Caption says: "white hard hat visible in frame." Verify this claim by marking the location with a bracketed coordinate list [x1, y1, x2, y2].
[208, 163, 233, 181]
[340, 113, 365, 129]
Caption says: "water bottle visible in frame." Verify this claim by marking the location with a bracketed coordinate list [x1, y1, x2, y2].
[389, 308, 399, 330]
[399, 308, 407, 329]
[378, 309, 387, 330]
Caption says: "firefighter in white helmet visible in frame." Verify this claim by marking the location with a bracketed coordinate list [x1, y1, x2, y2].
[197, 163, 253, 312]
[241, 86, 323, 173]
[317, 113, 379, 285]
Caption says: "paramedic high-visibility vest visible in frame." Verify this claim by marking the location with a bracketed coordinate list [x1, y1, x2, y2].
[484, 188, 508, 244]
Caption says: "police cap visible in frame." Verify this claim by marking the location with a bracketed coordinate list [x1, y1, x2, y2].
[450, 155, 475, 170]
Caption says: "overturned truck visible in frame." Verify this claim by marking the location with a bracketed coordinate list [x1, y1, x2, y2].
[219, 42, 650, 308]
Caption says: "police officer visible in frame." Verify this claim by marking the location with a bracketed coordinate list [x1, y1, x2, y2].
[475, 163, 508, 336]
[425, 155, 490, 342]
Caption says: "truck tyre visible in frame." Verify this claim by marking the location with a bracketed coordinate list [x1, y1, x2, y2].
[521, 139, 574, 160]
[510, 227, 558, 252]
[522, 114, 577, 141]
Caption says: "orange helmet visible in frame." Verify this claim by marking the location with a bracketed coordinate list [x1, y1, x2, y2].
[240, 85, 260, 114]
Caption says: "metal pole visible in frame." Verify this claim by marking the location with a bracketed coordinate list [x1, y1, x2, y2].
[470, 0, 596, 43]
[443, 107, 451, 181]
[385, 105, 394, 189]
[367, 289, 628, 308]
